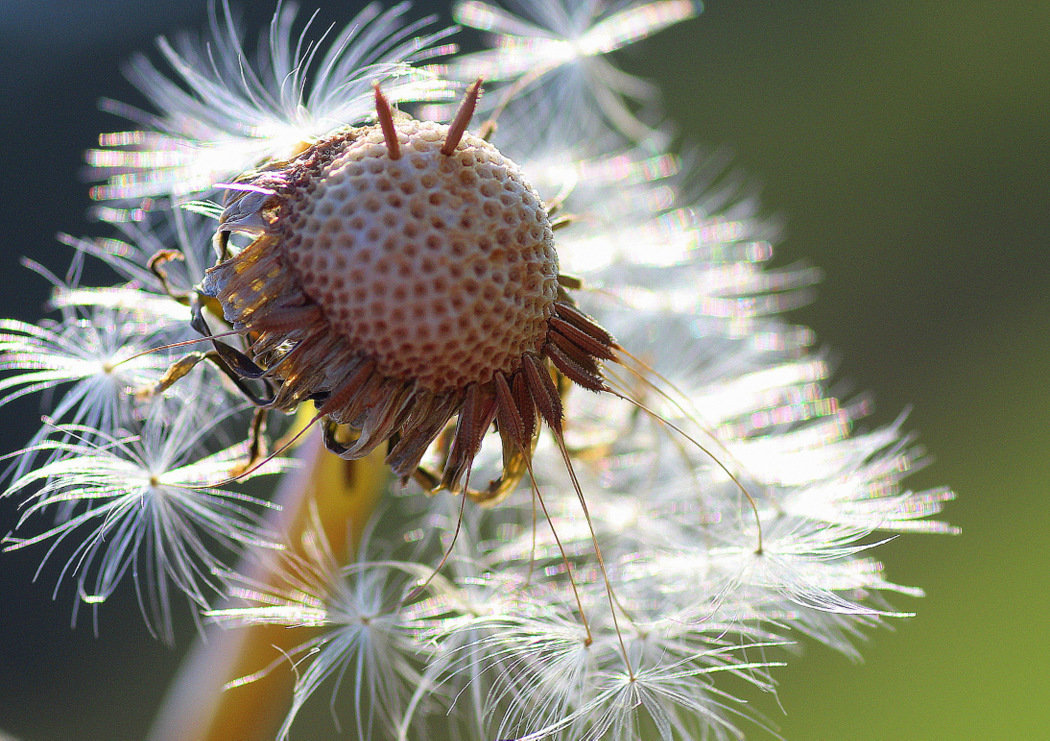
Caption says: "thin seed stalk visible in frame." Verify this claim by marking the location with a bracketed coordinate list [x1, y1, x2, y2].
[148, 418, 388, 741]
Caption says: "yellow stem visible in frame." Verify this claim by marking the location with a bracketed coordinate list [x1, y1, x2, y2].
[148, 427, 388, 741]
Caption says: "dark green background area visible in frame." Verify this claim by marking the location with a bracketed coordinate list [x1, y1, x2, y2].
[0, 2, 1046, 739]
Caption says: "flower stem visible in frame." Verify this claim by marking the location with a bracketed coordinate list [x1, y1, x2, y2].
[148, 428, 388, 741]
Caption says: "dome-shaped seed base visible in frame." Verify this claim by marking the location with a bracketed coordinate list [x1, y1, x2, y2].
[279, 120, 558, 393]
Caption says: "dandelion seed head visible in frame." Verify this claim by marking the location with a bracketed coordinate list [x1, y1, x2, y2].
[0, 1, 957, 738]
[195, 79, 628, 509]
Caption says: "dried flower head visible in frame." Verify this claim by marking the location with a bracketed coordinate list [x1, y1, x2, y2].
[197, 80, 632, 506]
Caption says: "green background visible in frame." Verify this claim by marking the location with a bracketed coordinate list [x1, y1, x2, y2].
[0, 1, 1046, 739]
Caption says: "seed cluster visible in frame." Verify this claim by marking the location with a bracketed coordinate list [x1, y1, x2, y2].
[278, 120, 558, 393]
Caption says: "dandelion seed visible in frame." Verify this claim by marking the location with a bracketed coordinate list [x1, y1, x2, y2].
[0, 310, 167, 429]
[2, 396, 289, 642]
[52, 208, 218, 327]
[209, 511, 442, 741]
[450, 0, 699, 141]
[88, 1, 457, 205]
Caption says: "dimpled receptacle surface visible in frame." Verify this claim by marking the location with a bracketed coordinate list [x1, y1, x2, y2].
[279, 120, 558, 393]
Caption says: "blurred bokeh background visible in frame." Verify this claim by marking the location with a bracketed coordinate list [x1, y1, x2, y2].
[1, 1, 1046, 738]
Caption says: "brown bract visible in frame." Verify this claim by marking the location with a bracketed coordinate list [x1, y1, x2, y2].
[201, 98, 619, 504]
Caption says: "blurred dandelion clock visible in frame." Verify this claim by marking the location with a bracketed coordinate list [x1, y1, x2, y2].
[1, 1, 956, 739]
